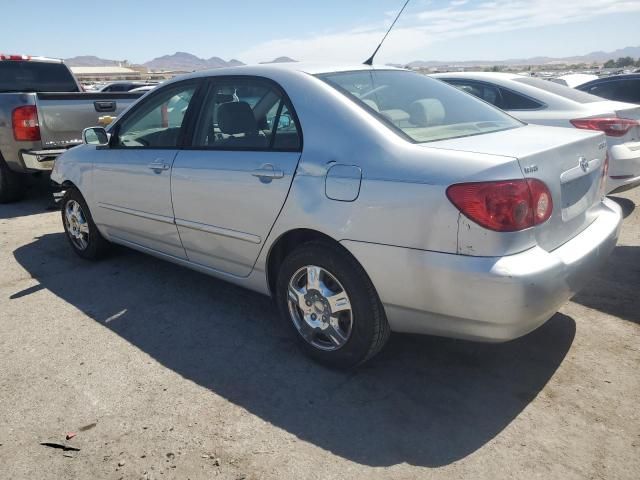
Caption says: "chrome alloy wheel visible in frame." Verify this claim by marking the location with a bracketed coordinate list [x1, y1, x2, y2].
[287, 265, 353, 351]
[64, 199, 90, 251]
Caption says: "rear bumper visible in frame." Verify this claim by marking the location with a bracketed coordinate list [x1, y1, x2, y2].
[20, 149, 67, 171]
[342, 198, 622, 342]
[607, 141, 640, 193]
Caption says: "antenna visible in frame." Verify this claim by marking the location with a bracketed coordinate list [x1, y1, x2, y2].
[363, 0, 411, 66]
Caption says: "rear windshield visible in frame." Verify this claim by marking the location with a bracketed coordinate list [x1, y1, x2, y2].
[317, 70, 522, 143]
[0, 61, 78, 93]
[514, 77, 601, 103]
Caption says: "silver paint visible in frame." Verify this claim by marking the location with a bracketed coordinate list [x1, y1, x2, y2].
[51, 64, 623, 342]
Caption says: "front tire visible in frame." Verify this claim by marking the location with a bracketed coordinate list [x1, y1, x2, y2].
[61, 188, 110, 260]
[276, 241, 390, 369]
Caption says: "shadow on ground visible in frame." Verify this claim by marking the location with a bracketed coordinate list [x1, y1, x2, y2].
[609, 195, 636, 219]
[573, 245, 639, 324]
[0, 176, 55, 220]
[12, 233, 575, 467]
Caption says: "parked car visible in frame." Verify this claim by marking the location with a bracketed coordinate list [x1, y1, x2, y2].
[551, 73, 598, 88]
[100, 81, 157, 92]
[433, 72, 640, 193]
[576, 74, 640, 104]
[0, 54, 143, 202]
[129, 85, 157, 93]
[51, 65, 622, 368]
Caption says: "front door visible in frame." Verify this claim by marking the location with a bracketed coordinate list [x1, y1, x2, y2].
[171, 76, 302, 276]
[91, 80, 200, 258]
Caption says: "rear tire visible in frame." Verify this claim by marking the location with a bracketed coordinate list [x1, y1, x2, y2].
[61, 188, 110, 260]
[0, 157, 26, 203]
[276, 240, 390, 369]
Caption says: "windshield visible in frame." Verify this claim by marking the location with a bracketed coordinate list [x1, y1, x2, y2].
[317, 70, 522, 143]
[0, 61, 78, 93]
[514, 77, 601, 103]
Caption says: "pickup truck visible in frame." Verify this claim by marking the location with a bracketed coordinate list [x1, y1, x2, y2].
[0, 54, 142, 202]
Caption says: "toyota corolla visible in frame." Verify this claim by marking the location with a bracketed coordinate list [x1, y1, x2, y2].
[51, 64, 622, 368]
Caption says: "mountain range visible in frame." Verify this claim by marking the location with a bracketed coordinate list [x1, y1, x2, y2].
[65, 52, 297, 70]
[64, 46, 639, 71]
[405, 46, 640, 68]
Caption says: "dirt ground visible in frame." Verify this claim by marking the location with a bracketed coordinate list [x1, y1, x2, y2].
[0, 181, 638, 480]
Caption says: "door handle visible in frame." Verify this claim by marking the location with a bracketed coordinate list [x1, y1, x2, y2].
[148, 161, 170, 172]
[252, 164, 284, 181]
[94, 100, 116, 113]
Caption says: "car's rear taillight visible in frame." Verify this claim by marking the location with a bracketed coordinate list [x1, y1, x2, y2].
[446, 179, 553, 232]
[570, 117, 638, 137]
[0, 53, 31, 61]
[12, 105, 40, 141]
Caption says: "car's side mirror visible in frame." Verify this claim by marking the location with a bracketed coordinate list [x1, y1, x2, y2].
[82, 127, 109, 146]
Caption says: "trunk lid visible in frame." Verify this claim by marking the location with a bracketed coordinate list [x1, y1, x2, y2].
[35, 92, 141, 148]
[612, 103, 640, 140]
[430, 124, 607, 252]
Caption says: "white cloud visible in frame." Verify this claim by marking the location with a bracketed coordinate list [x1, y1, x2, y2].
[238, 0, 640, 64]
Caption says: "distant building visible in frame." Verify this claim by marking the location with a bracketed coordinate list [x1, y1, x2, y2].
[70, 66, 142, 82]
[69, 65, 189, 83]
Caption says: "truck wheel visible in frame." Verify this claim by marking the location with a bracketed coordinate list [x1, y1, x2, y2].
[61, 188, 110, 260]
[0, 157, 26, 203]
[276, 240, 390, 369]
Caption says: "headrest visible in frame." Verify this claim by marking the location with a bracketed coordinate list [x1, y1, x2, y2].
[409, 99, 445, 127]
[217, 101, 258, 135]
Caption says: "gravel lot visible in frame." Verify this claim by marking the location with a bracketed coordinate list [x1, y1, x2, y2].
[1, 182, 638, 480]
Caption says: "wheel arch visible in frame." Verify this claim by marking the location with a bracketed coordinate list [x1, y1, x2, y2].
[265, 228, 365, 298]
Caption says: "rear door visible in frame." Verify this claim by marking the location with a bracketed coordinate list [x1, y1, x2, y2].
[91, 79, 202, 258]
[171, 76, 302, 276]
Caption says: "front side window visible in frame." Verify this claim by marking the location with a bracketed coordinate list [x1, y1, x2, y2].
[192, 77, 301, 151]
[318, 70, 522, 143]
[115, 83, 196, 148]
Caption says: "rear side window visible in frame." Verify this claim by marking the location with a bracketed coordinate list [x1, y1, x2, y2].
[318, 70, 522, 143]
[192, 77, 301, 151]
[446, 79, 543, 110]
[499, 88, 543, 110]
[0, 61, 78, 92]
[514, 77, 601, 103]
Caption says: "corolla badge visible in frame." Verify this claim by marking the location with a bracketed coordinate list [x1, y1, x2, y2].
[579, 156, 589, 172]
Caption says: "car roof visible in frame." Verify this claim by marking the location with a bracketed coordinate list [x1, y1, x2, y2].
[580, 73, 640, 85]
[174, 62, 405, 81]
[105, 80, 150, 85]
[431, 71, 523, 81]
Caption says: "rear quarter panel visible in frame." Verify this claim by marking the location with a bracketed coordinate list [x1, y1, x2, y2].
[253, 71, 529, 278]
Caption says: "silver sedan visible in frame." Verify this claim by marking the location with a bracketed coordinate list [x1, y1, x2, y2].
[51, 64, 622, 368]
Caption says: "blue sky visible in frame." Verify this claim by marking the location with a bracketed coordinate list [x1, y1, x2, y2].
[2, 0, 639, 64]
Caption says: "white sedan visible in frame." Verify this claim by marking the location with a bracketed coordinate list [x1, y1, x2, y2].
[433, 72, 640, 194]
